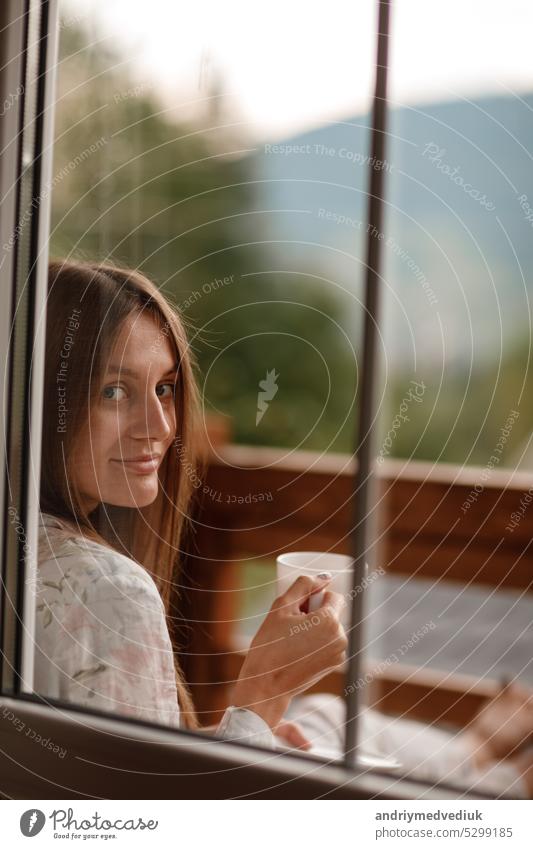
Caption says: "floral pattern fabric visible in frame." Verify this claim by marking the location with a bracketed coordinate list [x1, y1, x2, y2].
[35, 512, 272, 746]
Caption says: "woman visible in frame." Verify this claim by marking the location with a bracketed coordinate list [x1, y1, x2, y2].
[36, 259, 532, 795]
[37, 259, 345, 747]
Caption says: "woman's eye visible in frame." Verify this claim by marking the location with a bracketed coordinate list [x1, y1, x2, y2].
[102, 385, 127, 401]
[156, 382, 175, 399]
[101, 383, 174, 401]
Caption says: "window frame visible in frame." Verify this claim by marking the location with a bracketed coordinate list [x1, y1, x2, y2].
[0, 0, 59, 698]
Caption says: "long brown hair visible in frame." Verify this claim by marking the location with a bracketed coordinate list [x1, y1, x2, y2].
[40, 259, 200, 728]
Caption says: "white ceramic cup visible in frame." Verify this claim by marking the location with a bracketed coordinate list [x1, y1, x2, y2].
[274, 552, 402, 772]
[276, 551, 361, 628]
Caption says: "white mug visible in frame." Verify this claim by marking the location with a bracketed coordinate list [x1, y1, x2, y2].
[276, 550, 363, 628]
[274, 551, 402, 772]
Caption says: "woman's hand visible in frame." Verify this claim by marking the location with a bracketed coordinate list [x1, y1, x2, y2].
[464, 681, 533, 769]
[274, 720, 312, 750]
[232, 574, 347, 729]
[507, 748, 533, 798]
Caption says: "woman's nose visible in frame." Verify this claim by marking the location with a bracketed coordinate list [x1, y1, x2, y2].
[130, 391, 173, 441]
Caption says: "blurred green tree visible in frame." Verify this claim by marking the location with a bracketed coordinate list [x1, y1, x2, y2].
[50, 18, 357, 453]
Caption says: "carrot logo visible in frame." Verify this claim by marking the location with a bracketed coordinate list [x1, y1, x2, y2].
[20, 809, 46, 836]
[256, 369, 279, 425]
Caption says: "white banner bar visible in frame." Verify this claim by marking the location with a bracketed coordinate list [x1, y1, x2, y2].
[2, 799, 532, 848]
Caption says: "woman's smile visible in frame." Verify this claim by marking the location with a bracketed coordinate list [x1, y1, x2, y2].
[111, 456, 161, 475]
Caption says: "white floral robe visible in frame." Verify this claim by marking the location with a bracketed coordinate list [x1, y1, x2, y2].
[35, 512, 271, 746]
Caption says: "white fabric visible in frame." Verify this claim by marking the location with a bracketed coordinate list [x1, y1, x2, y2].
[285, 694, 527, 797]
[35, 512, 527, 796]
[35, 512, 271, 746]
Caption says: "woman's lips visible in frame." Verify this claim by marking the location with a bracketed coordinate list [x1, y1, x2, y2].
[111, 457, 160, 475]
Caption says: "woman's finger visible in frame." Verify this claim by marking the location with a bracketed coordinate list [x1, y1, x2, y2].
[318, 589, 346, 619]
[276, 574, 331, 611]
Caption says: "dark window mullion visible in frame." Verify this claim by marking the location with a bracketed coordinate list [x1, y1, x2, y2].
[1, 0, 55, 695]
[343, 0, 392, 767]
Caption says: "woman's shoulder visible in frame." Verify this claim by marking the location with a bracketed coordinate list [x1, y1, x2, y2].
[37, 511, 162, 608]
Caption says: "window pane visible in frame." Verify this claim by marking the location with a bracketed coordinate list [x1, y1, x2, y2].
[361, 0, 533, 798]
[39, 0, 375, 759]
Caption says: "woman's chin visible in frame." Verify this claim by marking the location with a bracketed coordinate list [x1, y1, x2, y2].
[106, 479, 159, 508]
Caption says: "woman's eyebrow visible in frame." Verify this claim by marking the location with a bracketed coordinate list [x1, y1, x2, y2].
[107, 364, 178, 379]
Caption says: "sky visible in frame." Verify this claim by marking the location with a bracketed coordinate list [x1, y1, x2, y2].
[61, 0, 533, 141]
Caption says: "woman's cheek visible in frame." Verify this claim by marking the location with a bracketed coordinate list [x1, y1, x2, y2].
[92, 408, 124, 458]
[100, 404, 126, 432]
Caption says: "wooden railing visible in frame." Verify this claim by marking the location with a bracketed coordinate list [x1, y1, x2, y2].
[172, 446, 533, 726]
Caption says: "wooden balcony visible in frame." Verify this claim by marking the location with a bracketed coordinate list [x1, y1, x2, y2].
[171, 444, 533, 727]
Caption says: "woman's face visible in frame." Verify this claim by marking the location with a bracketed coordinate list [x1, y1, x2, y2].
[72, 311, 178, 513]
